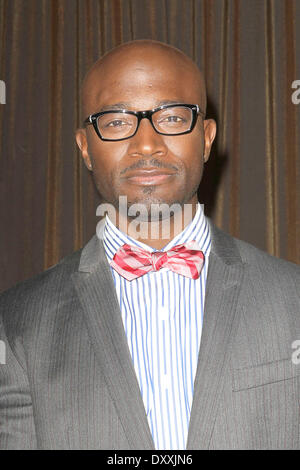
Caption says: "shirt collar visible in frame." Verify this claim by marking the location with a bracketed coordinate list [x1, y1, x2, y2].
[101, 202, 211, 262]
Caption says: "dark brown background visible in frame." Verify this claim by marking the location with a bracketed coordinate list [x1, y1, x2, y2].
[0, 0, 299, 293]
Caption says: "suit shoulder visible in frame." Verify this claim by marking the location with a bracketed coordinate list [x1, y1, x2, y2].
[230, 236, 300, 300]
[209, 221, 299, 288]
[0, 248, 82, 328]
[234, 236, 299, 273]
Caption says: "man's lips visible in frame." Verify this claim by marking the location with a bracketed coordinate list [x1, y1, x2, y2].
[123, 168, 177, 185]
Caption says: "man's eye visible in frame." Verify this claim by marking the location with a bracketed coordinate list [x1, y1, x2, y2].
[106, 120, 127, 127]
[160, 115, 185, 123]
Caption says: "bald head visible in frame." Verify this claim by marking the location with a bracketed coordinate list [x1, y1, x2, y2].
[80, 40, 207, 120]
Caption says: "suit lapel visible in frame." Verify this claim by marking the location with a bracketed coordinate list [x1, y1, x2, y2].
[187, 223, 248, 449]
[71, 236, 154, 450]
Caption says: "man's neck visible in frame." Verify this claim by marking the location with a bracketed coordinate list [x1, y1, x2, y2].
[115, 200, 199, 250]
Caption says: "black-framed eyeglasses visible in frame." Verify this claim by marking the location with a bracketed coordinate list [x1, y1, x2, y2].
[83, 103, 205, 141]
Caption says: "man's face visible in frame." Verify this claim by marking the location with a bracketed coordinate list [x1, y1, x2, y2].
[76, 46, 216, 217]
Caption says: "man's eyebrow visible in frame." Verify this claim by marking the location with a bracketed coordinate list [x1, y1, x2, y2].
[156, 100, 184, 107]
[98, 102, 132, 112]
[97, 100, 184, 112]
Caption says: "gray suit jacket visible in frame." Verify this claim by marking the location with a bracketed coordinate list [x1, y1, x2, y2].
[0, 222, 300, 449]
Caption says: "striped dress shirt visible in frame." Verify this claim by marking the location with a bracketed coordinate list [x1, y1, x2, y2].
[101, 203, 211, 450]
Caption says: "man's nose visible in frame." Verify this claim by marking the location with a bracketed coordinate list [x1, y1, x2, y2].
[127, 117, 168, 157]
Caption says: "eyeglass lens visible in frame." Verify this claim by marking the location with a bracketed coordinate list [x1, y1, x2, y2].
[96, 106, 194, 140]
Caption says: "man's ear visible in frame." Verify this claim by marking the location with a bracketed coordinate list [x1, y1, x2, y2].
[75, 129, 93, 171]
[203, 119, 217, 162]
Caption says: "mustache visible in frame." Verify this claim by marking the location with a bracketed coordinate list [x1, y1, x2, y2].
[120, 158, 178, 175]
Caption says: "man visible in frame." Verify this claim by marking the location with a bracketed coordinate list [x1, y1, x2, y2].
[0, 40, 299, 450]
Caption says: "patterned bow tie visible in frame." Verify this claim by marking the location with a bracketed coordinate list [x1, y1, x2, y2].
[110, 241, 205, 281]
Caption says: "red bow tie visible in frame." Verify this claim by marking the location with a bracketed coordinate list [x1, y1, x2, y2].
[110, 241, 205, 281]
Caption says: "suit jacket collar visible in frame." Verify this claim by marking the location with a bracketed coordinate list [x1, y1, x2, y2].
[72, 221, 247, 450]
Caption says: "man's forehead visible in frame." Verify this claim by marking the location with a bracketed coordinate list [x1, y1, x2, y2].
[81, 41, 206, 116]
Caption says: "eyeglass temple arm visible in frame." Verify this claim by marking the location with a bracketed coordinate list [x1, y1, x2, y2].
[196, 105, 205, 116]
[83, 116, 93, 127]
